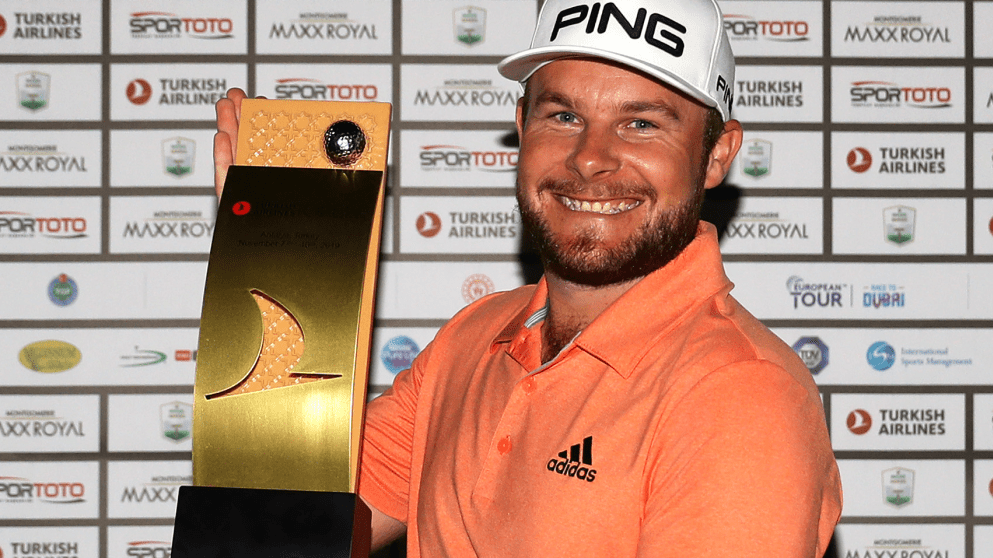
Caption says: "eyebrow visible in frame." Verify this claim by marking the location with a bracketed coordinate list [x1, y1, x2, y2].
[532, 91, 574, 109]
[531, 92, 682, 122]
[619, 100, 681, 122]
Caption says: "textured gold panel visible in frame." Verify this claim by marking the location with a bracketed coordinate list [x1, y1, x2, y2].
[236, 99, 390, 171]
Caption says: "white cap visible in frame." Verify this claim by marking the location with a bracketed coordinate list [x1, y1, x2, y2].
[498, 0, 735, 121]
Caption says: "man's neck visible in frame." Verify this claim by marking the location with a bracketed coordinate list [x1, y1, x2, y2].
[539, 273, 642, 363]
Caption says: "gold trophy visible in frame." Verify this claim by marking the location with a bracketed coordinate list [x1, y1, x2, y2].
[171, 99, 391, 558]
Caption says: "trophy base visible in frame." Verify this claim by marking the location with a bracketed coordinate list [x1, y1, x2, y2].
[171, 485, 371, 558]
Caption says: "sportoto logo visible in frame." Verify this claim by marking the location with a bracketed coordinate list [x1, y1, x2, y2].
[850, 81, 952, 109]
[847, 147, 872, 173]
[722, 15, 810, 42]
[127, 78, 153, 105]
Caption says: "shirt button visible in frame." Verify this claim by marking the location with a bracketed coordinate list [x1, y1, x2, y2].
[497, 435, 512, 455]
[522, 377, 537, 394]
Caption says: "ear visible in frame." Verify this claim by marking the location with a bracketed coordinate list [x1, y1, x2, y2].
[703, 119, 743, 190]
[515, 96, 527, 138]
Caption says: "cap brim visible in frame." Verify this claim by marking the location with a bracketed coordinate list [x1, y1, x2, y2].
[498, 46, 724, 119]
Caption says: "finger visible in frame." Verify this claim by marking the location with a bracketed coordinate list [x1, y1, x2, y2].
[213, 131, 233, 198]
[226, 87, 248, 128]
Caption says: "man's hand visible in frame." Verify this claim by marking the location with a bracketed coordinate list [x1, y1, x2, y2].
[213, 88, 249, 198]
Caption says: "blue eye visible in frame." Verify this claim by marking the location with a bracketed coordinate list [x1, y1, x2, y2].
[630, 119, 656, 129]
[555, 112, 577, 123]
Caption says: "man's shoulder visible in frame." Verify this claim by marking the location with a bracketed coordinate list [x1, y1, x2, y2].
[443, 283, 539, 333]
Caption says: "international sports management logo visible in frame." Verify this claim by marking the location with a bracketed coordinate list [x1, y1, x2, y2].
[867, 341, 896, 371]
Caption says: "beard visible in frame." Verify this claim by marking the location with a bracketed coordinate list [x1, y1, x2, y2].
[518, 177, 704, 287]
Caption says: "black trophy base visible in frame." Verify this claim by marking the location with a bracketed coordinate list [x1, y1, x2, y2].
[171, 485, 371, 558]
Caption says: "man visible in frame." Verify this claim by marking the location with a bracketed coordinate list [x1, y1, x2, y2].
[214, 0, 842, 555]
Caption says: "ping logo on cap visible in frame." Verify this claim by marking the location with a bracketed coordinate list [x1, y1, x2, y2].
[716, 75, 733, 107]
[550, 2, 686, 57]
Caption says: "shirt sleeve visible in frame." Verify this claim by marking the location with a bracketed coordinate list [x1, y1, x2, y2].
[637, 360, 842, 557]
[357, 342, 432, 523]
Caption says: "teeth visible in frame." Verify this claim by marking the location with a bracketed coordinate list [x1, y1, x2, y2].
[559, 195, 638, 215]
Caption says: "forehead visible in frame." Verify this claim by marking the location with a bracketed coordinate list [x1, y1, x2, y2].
[526, 57, 708, 115]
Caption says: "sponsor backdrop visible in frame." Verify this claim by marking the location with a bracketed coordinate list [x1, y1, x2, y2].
[1, 0, 992, 556]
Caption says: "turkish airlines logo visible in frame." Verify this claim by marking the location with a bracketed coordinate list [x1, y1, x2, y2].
[127, 79, 153, 105]
[847, 147, 872, 173]
[416, 212, 442, 238]
[847, 409, 872, 435]
[232, 201, 251, 215]
[0, 14, 7, 37]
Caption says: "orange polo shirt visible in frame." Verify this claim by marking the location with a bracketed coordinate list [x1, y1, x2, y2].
[359, 222, 842, 557]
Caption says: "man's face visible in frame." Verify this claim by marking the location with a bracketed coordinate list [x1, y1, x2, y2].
[515, 58, 727, 286]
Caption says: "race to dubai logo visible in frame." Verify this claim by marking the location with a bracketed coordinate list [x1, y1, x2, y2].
[163, 137, 195, 177]
[847, 147, 872, 173]
[884, 205, 915, 245]
[48, 273, 78, 306]
[847, 409, 872, 435]
[161, 401, 192, 442]
[454, 6, 486, 46]
[119, 346, 167, 368]
[850, 81, 952, 109]
[863, 283, 906, 309]
[16, 71, 49, 112]
[882, 467, 914, 508]
[126, 78, 153, 105]
[722, 14, 809, 42]
[380, 335, 421, 374]
[416, 212, 442, 238]
[791, 336, 828, 374]
[740, 139, 771, 178]
[462, 273, 495, 303]
[866, 341, 896, 371]
[130, 12, 234, 40]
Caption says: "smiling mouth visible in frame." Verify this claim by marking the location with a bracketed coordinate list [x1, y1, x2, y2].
[556, 195, 641, 215]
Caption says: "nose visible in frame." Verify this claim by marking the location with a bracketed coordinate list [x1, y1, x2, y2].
[566, 127, 620, 181]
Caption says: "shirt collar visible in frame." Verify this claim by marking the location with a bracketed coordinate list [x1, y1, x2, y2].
[492, 222, 731, 378]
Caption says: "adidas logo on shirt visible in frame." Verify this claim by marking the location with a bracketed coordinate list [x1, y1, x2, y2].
[546, 435, 597, 483]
